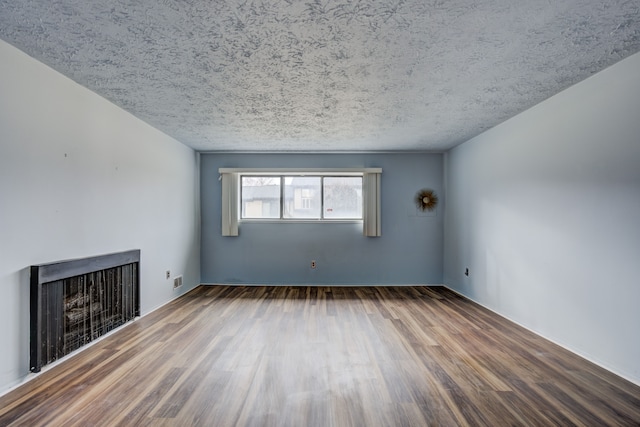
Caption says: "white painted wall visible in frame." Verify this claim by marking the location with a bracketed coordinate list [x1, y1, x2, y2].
[444, 53, 640, 385]
[0, 40, 200, 394]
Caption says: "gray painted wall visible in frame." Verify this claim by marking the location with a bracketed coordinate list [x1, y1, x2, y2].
[444, 52, 640, 385]
[201, 153, 443, 285]
[0, 40, 200, 395]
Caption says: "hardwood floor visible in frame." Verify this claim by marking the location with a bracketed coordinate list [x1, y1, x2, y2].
[1, 286, 639, 426]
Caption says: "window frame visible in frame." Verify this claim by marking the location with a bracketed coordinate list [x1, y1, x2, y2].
[219, 168, 382, 236]
[239, 173, 364, 222]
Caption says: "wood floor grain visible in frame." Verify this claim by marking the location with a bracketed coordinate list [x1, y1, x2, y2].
[1, 286, 639, 426]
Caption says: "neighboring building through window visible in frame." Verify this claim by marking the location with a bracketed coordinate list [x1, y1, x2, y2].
[241, 176, 280, 219]
[285, 176, 321, 219]
[240, 175, 362, 220]
[219, 168, 381, 237]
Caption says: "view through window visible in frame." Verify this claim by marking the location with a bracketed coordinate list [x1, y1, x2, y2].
[241, 175, 363, 220]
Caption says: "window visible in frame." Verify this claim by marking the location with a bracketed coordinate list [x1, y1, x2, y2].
[241, 176, 281, 219]
[284, 177, 322, 219]
[240, 175, 362, 220]
[219, 168, 381, 236]
[323, 177, 362, 219]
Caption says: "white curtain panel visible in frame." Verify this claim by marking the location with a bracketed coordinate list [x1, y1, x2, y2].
[363, 171, 381, 237]
[221, 172, 239, 236]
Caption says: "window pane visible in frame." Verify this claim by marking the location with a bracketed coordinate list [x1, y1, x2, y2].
[283, 176, 321, 219]
[241, 176, 281, 218]
[323, 177, 362, 219]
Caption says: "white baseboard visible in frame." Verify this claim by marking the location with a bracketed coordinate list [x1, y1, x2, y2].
[200, 282, 444, 287]
[443, 285, 640, 387]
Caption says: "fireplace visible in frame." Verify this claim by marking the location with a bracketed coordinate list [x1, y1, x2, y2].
[30, 250, 140, 372]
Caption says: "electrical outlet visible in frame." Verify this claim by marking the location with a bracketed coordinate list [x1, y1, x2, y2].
[166, 270, 171, 279]
[311, 260, 317, 269]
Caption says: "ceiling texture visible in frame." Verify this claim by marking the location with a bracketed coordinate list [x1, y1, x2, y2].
[1, 1, 639, 152]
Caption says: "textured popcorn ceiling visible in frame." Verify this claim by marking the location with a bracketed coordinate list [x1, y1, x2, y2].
[1, 1, 639, 151]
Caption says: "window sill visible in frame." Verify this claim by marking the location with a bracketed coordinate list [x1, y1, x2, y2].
[239, 219, 363, 224]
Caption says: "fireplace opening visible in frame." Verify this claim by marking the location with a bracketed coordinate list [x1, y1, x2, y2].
[30, 250, 140, 372]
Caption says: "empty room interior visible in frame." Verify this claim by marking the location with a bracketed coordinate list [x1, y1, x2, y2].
[1, 1, 639, 425]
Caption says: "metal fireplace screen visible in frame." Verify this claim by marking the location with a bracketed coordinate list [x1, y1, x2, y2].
[30, 250, 140, 372]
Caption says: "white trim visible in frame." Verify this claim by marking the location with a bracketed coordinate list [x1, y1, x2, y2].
[240, 219, 363, 224]
[443, 286, 640, 387]
[202, 150, 445, 154]
[218, 168, 382, 236]
[219, 167, 382, 175]
[201, 283, 442, 287]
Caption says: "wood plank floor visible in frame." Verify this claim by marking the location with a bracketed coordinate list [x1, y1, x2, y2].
[1, 286, 639, 426]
